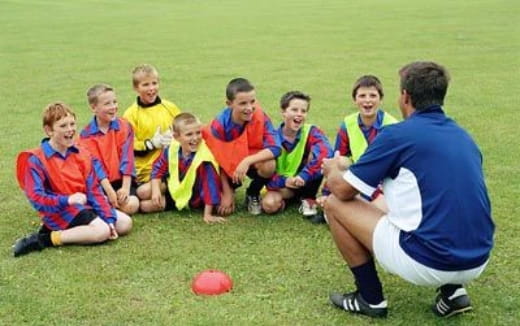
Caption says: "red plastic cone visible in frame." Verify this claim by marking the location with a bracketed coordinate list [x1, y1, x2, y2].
[192, 270, 233, 295]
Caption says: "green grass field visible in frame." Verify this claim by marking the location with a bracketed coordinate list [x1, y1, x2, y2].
[1, 0, 519, 324]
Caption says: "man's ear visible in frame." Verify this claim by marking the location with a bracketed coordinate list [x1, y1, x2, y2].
[401, 90, 411, 105]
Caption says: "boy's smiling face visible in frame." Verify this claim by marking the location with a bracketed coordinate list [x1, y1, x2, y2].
[45, 114, 77, 153]
[174, 121, 202, 156]
[92, 91, 118, 126]
[282, 98, 309, 134]
[228, 90, 256, 125]
[354, 86, 382, 120]
[134, 73, 160, 105]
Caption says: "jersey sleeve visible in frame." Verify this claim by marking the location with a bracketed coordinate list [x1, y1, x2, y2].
[344, 127, 400, 196]
[262, 113, 282, 157]
[334, 121, 351, 157]
[297, 126, 333, 182]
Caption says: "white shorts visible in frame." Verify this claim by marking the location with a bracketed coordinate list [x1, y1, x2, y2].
[373, 217, 488, 287]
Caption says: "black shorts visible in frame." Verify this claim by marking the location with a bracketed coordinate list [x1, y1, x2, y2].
[39, 209, 97, 234]
[164, 188, 176, 211]
[109, 179, 137, 196]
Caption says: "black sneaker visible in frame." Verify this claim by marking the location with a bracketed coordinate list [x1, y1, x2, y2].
[309, 212, 327, 224]
[13, 233, 45, 257]
[245, 195, 262, 215]
[330, 291, 388, 318]
[432, 287, 473, 318]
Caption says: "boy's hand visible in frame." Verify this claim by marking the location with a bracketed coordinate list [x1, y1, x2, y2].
[285, 176, 305, 189]
[116, 187, 129, 205]
[68, 193, 87, 206]
[159, 127, 173, 147]
[204, 214, 227, 224]
[233, 159, 250, 184]
[107, 189, 119, 208]
[151, 187, 163, 209]
[217, 192, 235, 216]
[150, 126, 163, 149]
[316, 195, 328, 208]
[108, 223, 119, 240]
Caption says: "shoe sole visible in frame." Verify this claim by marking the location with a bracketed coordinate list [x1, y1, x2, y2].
[433, 304, 473, 318]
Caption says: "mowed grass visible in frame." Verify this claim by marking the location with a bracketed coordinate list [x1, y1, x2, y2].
[1, 0, 519, 324]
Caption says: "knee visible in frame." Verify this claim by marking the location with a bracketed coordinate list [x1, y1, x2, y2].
[261, 196, 283, 214]
[116, 214, 133, 236]
[122, 196, 140, 215]
[257, 160, 276, 178]
[323, 195, 341, 221]
[91, 223, 111, 243]
[136, 184, 150, 200]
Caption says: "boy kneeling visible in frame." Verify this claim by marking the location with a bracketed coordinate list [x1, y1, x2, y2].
[139, 113, 225, 223]
[13, 102, 132, 257]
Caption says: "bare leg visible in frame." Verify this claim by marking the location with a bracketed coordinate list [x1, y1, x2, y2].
[324, 195, 384, 266]
[60, 218, 111, 245]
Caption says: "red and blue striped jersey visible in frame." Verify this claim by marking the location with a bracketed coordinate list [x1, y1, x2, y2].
[267, 124, 332, 190]
[80, 117, 135, 182]
[151, 147, 221, 207]
[334, 110, 387, 156]
[17, 140, 116, 230]
[208, 108, 281, 157]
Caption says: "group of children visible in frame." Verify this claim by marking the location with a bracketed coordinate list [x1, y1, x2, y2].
[12, 64, 398, 257]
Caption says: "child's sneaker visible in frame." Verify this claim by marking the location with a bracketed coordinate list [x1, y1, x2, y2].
[12, 233, 45, 257]
[432, 287, 473, 318]
[299, 199, 318, 217]
[330, 291, 388, 318]
[245, 195, 262, 215]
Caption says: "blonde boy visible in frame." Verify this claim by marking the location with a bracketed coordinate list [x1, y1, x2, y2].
[80, 84, 139, 215]
[139, 113, 225, 223]
[123, 64, 181, 189]
[13, 102, 132, 257]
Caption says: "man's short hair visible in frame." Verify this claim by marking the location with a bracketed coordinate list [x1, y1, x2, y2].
[399, 61, 450, 110]
[87, 84, 114, 106]
[280, 91, 311, 110]
[42, 102, 76, 128]
[226, 78, 255, 101]
[132, 64, 159, 87]
[351, 75, 384, 100]
[172, 112, 200, 134]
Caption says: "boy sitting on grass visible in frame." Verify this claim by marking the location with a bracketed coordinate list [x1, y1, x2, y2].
[13, 102, 132, 257]
[123, 64, 181, 187]
[261, 91, 332, 222]
[139, 113, 225, 224]
[202, 78, 281, 216]
[80, 83, 139, 215]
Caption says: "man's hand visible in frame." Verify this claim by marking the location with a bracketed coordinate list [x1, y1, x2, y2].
[322, 151, 350, 177]
[68, 193, 87, 206]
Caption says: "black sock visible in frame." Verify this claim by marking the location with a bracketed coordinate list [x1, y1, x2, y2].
[350, 259, 384, 305]
[440, 284, 463, 297]
[246, 177, 269, 197]
[38, 232, 53, 247]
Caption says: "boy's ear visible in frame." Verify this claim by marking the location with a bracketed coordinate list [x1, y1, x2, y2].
[225, 99, 232, 107]
[43, 125, 53, 137]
